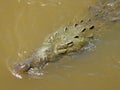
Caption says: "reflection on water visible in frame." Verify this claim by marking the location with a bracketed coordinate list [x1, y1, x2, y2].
[0, 0, 120, 90]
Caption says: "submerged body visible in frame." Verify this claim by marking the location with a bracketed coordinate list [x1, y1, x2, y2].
[13, 0, 120, 77]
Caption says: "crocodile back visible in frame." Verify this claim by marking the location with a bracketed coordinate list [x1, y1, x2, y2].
[90, 0, 120, 22]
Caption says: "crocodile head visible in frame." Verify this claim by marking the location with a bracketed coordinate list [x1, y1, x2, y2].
[13, 20, 95, 77]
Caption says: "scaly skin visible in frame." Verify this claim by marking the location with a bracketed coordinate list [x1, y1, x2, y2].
[14, 21, 95, 75]
[13, 0, 120, 77]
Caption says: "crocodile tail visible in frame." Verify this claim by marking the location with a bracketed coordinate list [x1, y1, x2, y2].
[89, 0, 120, 22]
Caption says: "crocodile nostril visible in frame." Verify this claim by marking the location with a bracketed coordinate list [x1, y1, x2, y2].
[14, 63, 30, 73]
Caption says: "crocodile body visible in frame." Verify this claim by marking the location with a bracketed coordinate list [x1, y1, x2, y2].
[13, 0, 120, 78]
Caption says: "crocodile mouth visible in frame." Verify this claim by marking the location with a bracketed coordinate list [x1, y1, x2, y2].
[12, 57, 49, 78]
[10, 62, 46, 79]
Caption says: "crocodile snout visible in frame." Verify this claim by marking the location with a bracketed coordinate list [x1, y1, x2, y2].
[14, 58, 32, 73]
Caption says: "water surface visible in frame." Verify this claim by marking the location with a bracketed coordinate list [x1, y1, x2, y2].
[0, 0, 120, 90]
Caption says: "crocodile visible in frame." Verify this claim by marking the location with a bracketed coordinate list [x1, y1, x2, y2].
[12, 0, 120, 78]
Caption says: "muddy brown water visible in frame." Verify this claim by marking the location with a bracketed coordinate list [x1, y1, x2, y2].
[0, 0, 120, 90]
